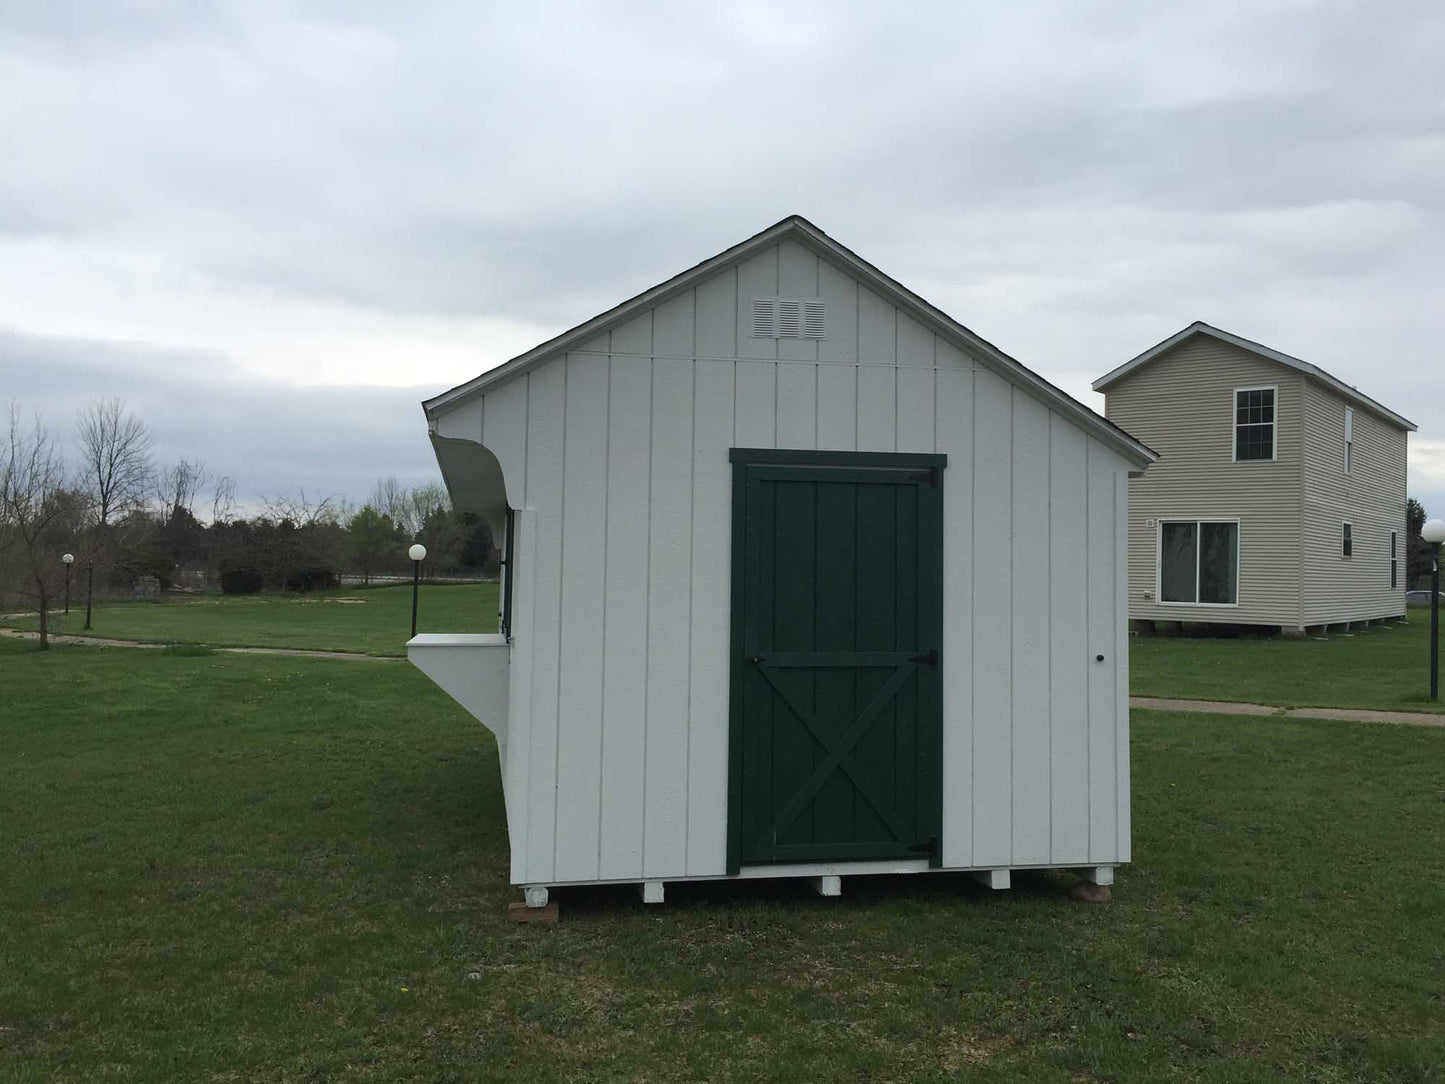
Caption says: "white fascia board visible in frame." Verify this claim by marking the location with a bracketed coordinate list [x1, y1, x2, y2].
[1094, 322, 1417, 433]
[424, 216, 1158, 468]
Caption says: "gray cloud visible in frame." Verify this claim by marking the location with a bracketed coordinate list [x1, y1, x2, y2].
[0, 328, 443, 510]
[1, 1, 1442, 512]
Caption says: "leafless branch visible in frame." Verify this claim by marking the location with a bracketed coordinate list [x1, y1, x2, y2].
[76, 397, 153, 529]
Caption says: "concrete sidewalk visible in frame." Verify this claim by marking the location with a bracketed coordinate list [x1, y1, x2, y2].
[0, 626, 399, 662]
[1131, 695, 1445, 728]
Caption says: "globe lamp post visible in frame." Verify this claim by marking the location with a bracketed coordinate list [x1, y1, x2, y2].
[1423, 519, 1445, 701]
[408, 543, 427, 638]
[61, 552, 74, 614]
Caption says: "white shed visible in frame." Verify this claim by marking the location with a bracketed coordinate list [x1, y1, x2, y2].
[409, 216, 1155, 908]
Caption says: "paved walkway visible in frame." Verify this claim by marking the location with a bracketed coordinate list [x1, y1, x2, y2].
[7, 627, 1440, 722]
[1131, 695, 1445, 728]
[0, 626, 400, 662]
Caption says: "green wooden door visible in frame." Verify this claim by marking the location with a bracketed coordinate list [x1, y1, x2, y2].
[727, 449, 946, 873]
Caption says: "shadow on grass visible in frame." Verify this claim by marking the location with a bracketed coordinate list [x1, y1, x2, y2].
[549, 866, 1081, 919]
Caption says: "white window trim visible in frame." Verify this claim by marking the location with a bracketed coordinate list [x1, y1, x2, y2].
[1341, 521, 1353, 559]
[1343, 406, 1354, 474]
[1391, 529, 1399, 589]
[1155, 517, 1242, 608]
[1231, 385, 1279, 463]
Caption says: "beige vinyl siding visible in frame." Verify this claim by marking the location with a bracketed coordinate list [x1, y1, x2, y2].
[1104, 337, 1304, 626]
[1301, 382, 1409, 623]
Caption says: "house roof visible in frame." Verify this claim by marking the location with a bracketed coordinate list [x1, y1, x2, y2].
[1092, 321, 1417, 432]
[423, 215, 1157, 468]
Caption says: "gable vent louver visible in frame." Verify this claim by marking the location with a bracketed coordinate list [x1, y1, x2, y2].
[751, 298, 776, 338]
[778, 299, 802, 338]
[803, 300, 825, 339]
[751, 297, 826, 340]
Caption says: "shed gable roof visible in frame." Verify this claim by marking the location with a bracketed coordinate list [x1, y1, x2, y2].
[424, 216, 1156, 467]
[1092, 321, 1417, 432]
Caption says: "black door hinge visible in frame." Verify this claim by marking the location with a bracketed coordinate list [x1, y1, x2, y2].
[909, 648, 938, 669]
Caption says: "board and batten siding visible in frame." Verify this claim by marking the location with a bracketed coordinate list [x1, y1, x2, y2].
[455, 239, 1131, 885]
[1301, 381, 1409, 623]
[1104, 337, 1305, 627]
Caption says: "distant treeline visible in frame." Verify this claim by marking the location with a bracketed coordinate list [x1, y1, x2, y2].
[1, 398, 491, 645]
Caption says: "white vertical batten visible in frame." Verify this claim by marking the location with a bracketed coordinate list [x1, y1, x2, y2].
[1010, 392, 1051, 865]
[857, 365, 896, 452]
[735, 362, 776, 448]
[777, 364, 818, 449]
[1047, 414, 1089, 864]
[599, 355, 652, 879]
[522, 358, 566, 883]
[971, 369, 1012, 866]
[816, 365, 857, 449]
[1086, 438, 1119, 861]
[555, 352, 609, 881]
[687, 359, 735, 876]
[1114, 469, 1132, 863]
[895, 365, 935, 454]
[644, 358, 694, 877]
[936, 362, 974, 868]
[505, 508, 537, 884]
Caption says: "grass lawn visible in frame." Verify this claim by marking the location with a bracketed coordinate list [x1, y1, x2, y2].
[0, 582, 497, 656]
[3, 637, 1443, 1081]
[1131, 606, 1443, 715]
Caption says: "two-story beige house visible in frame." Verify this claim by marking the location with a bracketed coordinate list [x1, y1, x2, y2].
[1094, 322, 1416, 635]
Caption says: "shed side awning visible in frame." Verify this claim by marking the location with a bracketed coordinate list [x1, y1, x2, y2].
[430, 430, 509, 539]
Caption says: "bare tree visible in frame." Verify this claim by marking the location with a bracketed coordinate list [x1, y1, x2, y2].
[75, 398, 153, 627]
[1, 405, 80, 649]
[210, 475, 237, 526]
[154, 458, 210, 521]
[261, 488, 342, 529]
[370, 476, 412, 534]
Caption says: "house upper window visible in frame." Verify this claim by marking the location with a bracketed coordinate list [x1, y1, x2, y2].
[1160, 520, 1239, 605]
[1344, 407, 1354, 473]
[1234, 387, 1276, 461]
[1391, 529, 1398, 589]
[1342, 522, 1353, 558]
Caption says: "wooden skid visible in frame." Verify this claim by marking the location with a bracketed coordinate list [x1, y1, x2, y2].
[508, 901, 560, 924]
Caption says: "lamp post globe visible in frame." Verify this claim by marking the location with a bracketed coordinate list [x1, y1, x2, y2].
[408, 543, 427, 638]
[1424, 520, 1445, 702]
[61, 552, 74, 614]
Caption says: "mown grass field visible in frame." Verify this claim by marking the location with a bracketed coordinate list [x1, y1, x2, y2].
[0, 582, 498, 656]
[3, 636, 1442, 1082]
[1130, 607, 1442, 714]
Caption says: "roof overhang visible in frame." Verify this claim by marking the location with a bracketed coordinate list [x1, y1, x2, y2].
[1093, 321, 1417, 432]
[425, 216, 1159, 469]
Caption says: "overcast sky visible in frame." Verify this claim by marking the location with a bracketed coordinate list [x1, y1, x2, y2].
[2, 1, 1442, 515]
